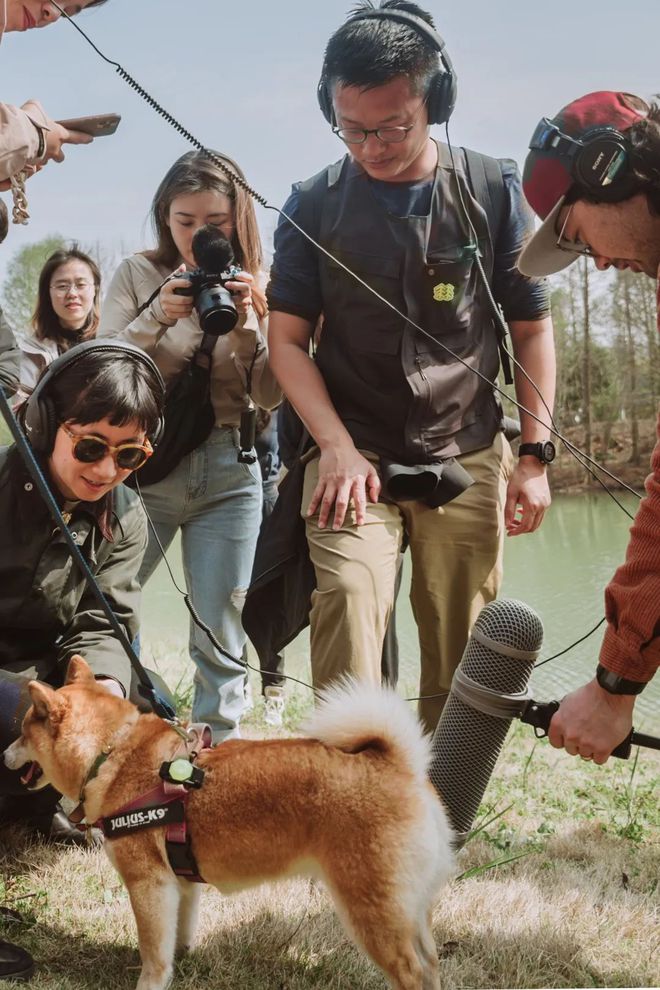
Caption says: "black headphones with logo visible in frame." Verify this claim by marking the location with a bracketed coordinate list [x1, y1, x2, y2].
[528, 117, 639, 202]
[22, 339, 166, 454]
[317, 7, 457, 128]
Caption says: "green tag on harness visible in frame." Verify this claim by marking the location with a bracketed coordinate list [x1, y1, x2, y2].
[168, 758, 195, 783]
[159, 757, 205, 789]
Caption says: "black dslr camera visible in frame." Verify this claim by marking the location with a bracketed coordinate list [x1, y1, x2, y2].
[173, 224, 257, 464]
[173, 225, 242, 336]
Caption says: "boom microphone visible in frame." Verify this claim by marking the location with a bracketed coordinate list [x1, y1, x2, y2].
[428, 598, 543, 846]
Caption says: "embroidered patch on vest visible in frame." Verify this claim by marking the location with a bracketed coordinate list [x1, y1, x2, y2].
[433, 283, 455, 302]
[102, 801, 185, 839]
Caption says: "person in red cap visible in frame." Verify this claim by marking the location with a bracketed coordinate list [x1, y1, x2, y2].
[519, 91, 660, 764]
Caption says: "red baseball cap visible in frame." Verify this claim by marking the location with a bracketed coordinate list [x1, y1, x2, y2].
[518, 91, 646, 276]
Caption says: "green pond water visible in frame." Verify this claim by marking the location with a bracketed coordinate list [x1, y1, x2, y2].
[141, 490, 659, 731]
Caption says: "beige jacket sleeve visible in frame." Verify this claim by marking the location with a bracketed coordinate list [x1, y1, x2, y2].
[98, 256, 174, 355]
[0, 103, 47, 181]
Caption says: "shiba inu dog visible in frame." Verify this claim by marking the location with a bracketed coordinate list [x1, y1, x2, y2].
[4, 656, 454, 990]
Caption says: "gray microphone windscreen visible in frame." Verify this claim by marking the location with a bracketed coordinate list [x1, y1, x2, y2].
[427, 598, 543, 844]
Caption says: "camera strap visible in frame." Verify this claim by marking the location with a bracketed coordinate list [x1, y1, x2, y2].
[192, 332, 217, 371]
[135, 278, 170, 318]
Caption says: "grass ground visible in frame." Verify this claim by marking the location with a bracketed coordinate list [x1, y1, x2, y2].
[1, 659, 658, 990]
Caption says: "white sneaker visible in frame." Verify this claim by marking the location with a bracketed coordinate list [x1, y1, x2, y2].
[263, 686, 285, 727]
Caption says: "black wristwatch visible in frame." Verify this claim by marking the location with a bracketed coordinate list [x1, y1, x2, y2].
[518, 440, 556, 464]
[596, 664, 646, 696]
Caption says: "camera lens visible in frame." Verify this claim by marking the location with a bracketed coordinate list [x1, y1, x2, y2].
[196, 284, 238, 336]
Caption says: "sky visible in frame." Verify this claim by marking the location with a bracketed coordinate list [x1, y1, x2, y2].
[0, 0, 659, 288]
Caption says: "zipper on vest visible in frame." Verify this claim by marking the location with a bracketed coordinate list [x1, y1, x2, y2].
[414, 356, 428, 382]
[412, 356, 431, 458]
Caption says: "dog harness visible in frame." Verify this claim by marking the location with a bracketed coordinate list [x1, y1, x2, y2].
[71, 723, 212, 883]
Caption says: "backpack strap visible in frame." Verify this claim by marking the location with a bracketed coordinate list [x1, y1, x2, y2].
[295, 158, 344, 245]
[461, 148, 513, 385]
[462, 148, 506, 251]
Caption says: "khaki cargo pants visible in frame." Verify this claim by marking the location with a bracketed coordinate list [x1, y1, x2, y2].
[302, 433, 514, 734]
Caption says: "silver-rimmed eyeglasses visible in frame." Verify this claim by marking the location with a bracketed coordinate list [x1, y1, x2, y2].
[50, 280, 95, 295]
[556, 205, 596, 258]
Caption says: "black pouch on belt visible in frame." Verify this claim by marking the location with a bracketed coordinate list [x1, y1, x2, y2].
[380, 458, 475, 508]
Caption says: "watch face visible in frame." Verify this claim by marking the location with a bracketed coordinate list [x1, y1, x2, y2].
[541, 441, 556, 464]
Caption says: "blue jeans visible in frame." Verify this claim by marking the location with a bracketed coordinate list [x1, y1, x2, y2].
[138, 427, 262, 741]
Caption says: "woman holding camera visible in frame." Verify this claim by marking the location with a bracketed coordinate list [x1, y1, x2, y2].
[13, 246, 101, 407]
[99, 150, 280, 741]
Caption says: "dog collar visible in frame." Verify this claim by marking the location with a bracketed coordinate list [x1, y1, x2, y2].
[66, 748, 115, 828]
[78, 750, 112, 806]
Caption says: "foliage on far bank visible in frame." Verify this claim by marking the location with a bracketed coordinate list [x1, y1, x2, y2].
[500, 262, 657, 494]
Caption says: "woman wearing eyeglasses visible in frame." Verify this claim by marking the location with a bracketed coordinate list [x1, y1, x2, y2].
[0, 341, 164, 854]
[13, 246, 101, 408]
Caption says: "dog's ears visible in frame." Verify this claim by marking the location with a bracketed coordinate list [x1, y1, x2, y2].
[28, 681, 60, 721]
[65, 654, 95, 685]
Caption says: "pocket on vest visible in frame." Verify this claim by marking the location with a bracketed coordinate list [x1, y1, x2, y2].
[416, 256, 477, 354]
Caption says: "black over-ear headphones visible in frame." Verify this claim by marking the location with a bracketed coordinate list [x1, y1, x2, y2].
[529, 117, 638, 202]
[22, 339, 166, 454]
[317, 7, 457, 128]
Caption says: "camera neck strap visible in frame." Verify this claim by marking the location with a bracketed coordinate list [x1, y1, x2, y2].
[136, 278, 170, 318]
[192, 333, 217, 372]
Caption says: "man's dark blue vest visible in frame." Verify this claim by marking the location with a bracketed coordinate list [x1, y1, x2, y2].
[299, 141, 504, 464]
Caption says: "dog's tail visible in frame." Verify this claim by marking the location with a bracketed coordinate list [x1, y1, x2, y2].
[302, 677, 431, 782]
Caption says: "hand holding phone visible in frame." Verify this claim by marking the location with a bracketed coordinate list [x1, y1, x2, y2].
[56, 113, 121, 138]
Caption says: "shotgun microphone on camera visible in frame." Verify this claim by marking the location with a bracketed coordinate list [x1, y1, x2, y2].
[192, 225, 234, 273]
[173, 226, 243, 336]
[427, 598, 543, 847]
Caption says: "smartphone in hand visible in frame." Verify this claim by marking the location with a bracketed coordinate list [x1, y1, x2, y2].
[56, 113, 121, 137]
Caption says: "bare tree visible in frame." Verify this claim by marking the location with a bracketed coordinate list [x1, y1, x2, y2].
[638, 274, 659, 411]
[619, 272, 640, 463]
[580, 256, 593, 463]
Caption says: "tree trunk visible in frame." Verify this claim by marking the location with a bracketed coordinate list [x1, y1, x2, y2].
[622, 273, 640, 464]
[639, 279, 659, 410]
[581, 257, 592, 466]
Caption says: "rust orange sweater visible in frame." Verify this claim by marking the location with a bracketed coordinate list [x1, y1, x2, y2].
[598, 275, 660, 683]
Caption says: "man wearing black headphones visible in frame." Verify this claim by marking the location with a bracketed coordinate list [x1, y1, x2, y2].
[0, 341, 164, 980]
[267, 0, 554, 731]
[518, 91, 660, 764]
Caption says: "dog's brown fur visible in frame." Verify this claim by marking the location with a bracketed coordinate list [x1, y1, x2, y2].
[4, 656, 454, 990]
